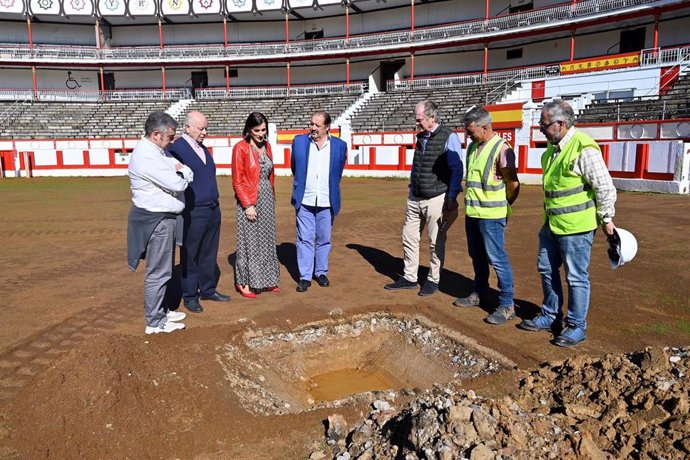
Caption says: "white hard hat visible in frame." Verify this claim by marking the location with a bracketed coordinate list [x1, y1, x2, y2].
[607, 227, 638, 270]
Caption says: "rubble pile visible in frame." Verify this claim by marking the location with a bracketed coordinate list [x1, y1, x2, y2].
[327, 346, 690, 459]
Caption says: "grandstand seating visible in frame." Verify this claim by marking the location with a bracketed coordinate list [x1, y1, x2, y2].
[0, 100, 171, 139]
[577, 73, 690, 123]
[186, 93, 360, 135]
[348, 84, 502, 132]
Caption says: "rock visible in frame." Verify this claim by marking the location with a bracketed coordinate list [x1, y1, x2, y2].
[309, 450, 328, 460]
[666, 416, 690, 432]
[670, 396, 690, 415]
[469, 443, 493, 460]
[471, 407, 496, 440]
[575, 431, 607, 460]
[448, 404, 473, 423]
[372, 409, 397, 427]
[639, 347, 671, 375]
[356, 449, 373, 460]
[437, 445, 453, 460]
[327, 414, 349, 443]
[373, 400, 391, 411]
[564, 404, 602, 420]
[632, 404, 670, 425]
[407, 410, 440, 449]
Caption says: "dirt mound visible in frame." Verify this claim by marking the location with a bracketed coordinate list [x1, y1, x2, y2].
[328, 346, 690, 459]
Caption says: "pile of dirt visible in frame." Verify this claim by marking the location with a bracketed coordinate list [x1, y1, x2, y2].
[327, 346, 690, 459]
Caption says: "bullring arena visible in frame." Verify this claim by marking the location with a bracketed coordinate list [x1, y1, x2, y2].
[2, 0, 690, 458]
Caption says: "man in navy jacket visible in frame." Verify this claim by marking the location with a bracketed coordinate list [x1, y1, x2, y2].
[291, 111, 347, 292]
[169, 111, 230, 312]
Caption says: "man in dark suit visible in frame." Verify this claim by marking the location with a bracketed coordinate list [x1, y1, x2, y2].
[169, 111, 230, 312]
[290, 110, 347, 292]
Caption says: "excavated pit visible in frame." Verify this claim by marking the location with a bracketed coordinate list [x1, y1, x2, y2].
[216, 312, 515, 415]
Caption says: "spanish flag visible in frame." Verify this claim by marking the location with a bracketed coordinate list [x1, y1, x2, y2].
[486, 103, 523, 129]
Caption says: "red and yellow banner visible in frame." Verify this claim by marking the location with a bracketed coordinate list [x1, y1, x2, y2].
[277, 129, 340, 144]
[560, 51, 640, 75]
[486, 102, 523, 129]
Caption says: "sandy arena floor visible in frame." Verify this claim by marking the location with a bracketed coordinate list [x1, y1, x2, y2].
[0, 176, 688, 458]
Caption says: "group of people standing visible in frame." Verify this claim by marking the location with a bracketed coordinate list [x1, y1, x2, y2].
[127, 109, 345, 334]
[127, 98, 617, 348]
[382, 99, 616, 347]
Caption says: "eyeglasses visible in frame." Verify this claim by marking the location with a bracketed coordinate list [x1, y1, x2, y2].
[539, 120, 560, 130]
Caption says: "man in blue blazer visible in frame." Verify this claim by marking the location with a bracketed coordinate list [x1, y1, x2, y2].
[291, 111, 347, 292]
[168, 111, 230, 312]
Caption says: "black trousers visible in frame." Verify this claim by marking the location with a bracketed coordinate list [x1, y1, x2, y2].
[180, 205, 221, 301]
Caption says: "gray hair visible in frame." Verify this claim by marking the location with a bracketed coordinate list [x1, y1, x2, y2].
[463, 106, 492, 128]
[144, 111, 178, 137]
[416, 100, 440, 121]
[542, 100, 575, 128]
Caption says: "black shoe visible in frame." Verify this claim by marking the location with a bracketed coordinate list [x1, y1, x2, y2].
[384, 277, 418, 290]
[316, 274, 330, 287]
[296, 280, 312, 292]
[200, 291, 231, 302]
[418, 281, 439, 296]
[183, 298, 204, 313]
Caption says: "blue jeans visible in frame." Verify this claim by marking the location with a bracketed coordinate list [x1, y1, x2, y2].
[465, 216, 514, 307]
[537, 225, 594, 330]
[296, 205, 333, 281]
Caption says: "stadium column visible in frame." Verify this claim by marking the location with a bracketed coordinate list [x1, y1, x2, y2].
[26, 16, 33, 51]
[96, 20, 105, 101]
[346, 58, 350, 87]
[31, 66, 38, 101]
[483, 43, 488, 83]
[653, 14, 659, 49]
[158, 18, 166, 96]
[226, 64, 230, 93]
[285, 13, 291, 92]
[410, 0, 414, 33]
[410, 53, 415, 80]
[569, 30, 575, 61]
[223, 17, 228, 47]
[345, 5, 350, 87]
[345, 5, 349, 41]
[162, 66, 167, 96]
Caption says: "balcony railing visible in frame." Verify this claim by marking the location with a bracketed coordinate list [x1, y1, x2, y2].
[0, 0, 676, 64]
[0, 88, 186, 102]
[195, 82, 364, 99]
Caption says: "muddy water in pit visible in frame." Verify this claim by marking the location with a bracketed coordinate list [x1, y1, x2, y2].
[306, 367, 402, 402]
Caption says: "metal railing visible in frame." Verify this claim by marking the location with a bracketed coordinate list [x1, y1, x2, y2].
[21, 88, 186, 102]
[388, 66, 551, 91]
[0, 97, 31, 124]
[0, 0, 675, 64]
[195, 82, 365, 100]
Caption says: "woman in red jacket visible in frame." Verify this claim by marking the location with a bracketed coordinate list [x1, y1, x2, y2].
[231, 112, 280, 298]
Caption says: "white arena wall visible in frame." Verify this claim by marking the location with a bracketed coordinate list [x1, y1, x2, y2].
[3, 125, 689, 195]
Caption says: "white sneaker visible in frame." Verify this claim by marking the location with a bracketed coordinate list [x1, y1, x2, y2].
[145, 321, 186, 335]
[167, 311, 187, 322]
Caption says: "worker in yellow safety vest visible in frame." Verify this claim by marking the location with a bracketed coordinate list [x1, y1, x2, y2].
[453, 106, 520, 326]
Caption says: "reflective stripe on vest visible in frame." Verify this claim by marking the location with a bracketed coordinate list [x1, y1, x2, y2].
[541, 130, 599, 235]
[464, 135, 508, 219]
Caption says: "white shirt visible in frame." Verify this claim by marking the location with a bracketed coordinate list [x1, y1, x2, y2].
[182, 133, 206, 164]
[128, 137, 193, 213]
[301, 137, 331, 208]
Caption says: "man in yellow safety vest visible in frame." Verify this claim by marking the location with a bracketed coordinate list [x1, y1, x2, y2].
[453, 106, 520, 325]
[518, 100, 617, 347]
